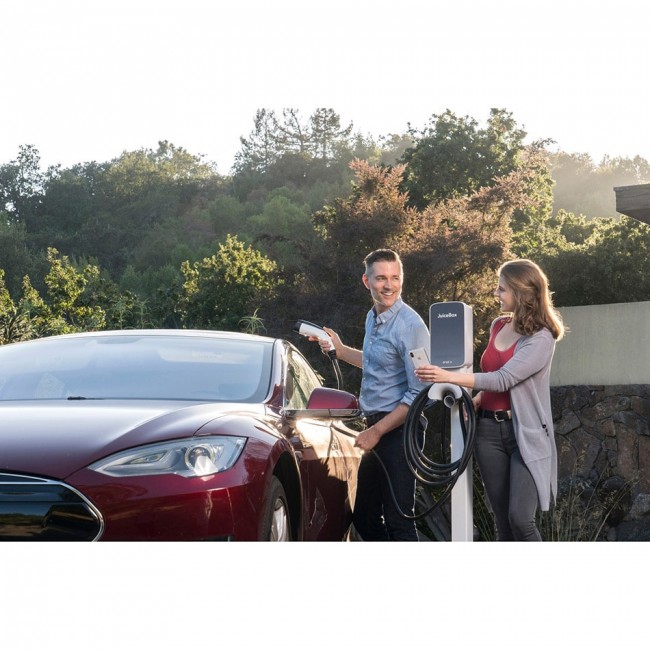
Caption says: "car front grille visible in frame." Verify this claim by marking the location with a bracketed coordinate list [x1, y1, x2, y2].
[0, 473, 103, 541]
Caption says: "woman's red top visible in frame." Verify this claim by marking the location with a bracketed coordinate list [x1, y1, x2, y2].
[479, 317, 516, 411]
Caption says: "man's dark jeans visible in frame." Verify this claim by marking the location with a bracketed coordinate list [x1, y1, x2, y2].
[352, 425, 422, 541]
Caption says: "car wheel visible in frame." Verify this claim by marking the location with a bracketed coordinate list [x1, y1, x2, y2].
[262, 476, 291, 541]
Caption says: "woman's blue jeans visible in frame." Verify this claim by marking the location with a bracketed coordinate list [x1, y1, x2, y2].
[474, 417, 542, 541]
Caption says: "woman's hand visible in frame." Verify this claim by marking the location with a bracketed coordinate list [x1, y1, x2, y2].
[415, 364, 475, 390]
[414, 364, 454, 384]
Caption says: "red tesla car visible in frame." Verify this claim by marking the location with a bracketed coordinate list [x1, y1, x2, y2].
[0, 330, 363, 541]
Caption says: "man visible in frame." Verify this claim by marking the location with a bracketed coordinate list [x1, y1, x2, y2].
[316, 249, 430, 540]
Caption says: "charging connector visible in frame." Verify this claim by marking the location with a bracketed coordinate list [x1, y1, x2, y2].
[293, 320, 336, 355]
[293, 319, 342, 390]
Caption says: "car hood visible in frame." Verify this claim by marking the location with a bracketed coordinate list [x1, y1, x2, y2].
[0, 400, 267, 479]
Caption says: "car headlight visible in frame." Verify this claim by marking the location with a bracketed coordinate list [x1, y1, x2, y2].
[89, 436, 246, 478]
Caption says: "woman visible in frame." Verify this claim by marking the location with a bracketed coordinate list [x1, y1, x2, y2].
[415, 259, 565, 541]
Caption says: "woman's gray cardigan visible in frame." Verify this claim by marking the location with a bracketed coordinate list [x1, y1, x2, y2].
[473, 321, 558, 511]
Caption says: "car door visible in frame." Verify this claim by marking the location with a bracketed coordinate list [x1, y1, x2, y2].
[285, 350, 358, 540]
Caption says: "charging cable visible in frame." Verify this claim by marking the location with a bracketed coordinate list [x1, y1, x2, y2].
[371, 384, 477, 520]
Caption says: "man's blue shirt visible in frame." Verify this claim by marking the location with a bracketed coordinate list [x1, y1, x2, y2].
[360, 298, 430, 415]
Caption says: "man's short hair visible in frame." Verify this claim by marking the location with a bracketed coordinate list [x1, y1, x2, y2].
[364, 249, 403, 275]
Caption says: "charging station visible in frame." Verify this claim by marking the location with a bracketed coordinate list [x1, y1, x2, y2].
[428, 301, 474, 541]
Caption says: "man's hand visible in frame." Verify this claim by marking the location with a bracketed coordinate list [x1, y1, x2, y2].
[309, 327, 363, 368]
[354, 426, 382, 452]
[308, 326, 340, 355]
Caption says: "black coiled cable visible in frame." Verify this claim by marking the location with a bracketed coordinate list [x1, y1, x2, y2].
[371, 384, 477, 520]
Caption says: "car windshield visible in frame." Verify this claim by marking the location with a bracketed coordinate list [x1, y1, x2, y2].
[0, 334, 274, 402]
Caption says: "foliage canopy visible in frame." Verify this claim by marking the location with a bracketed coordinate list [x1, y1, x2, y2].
[0, 108, 648, 373]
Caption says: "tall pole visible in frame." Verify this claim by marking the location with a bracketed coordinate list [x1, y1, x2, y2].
[450, 403, 473, 541]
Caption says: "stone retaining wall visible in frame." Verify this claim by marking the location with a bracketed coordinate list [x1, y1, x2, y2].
[551, 384, 650, 541]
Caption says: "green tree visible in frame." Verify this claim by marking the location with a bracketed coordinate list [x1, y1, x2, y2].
[179, 235, 279, 330]
[207, 195, 249, 239]
[121, 263, 185, 328]
[28, 248, 106, 336]
[234, 108, 282, 174]
[540, 215, 650, 306]
[551, 209, 597, 245]
[309, 108, 354, 163]
[509, 145, 558, 259]
[233, 108, 358, 199]
[378, 133, 415, 167]
[0, 269, 34, 344]
[273, 108, 314, 156]
[0, 220, 35, 295]
[0, 144, 46, 226]
[247, 190, 316, 272]
[80, 269, 155, 330]
[400, 108, 527, 209]
[0, 249, 107, 342]
[29, 161, 106, 260]
[31, 142, 223, 278]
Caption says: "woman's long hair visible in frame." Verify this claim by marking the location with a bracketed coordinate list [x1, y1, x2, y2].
[499, 259, 565, 340]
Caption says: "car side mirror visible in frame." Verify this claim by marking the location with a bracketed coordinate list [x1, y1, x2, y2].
[284, 387, 361, 420]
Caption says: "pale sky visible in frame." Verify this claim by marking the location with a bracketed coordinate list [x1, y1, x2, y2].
[2, 0, 649, 174]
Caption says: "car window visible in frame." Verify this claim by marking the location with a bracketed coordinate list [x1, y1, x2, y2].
[0, 335, 274, 402]
[285, 350, 322, 410]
